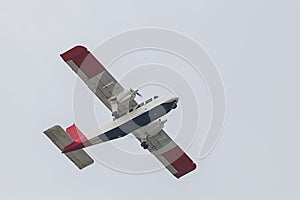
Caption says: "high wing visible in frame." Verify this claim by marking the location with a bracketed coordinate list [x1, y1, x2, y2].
[60, 45, 137, 114]
[60, 45, 196, 178]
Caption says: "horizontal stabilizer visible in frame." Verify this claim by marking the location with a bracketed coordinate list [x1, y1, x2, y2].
[65, 150, 94, 170]
[44, 125, 94, 169]
[44, 125, 73, 150]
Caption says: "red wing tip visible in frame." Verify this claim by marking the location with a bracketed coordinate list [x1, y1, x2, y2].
[175, 163, 197, 179]
[60, 45, 88, 61]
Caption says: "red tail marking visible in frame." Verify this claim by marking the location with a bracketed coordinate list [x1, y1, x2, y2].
[62, 124, 92, 153]
[66, 124, 88, 143]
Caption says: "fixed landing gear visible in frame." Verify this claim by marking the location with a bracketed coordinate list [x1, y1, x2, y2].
[141, 141, 149, 149]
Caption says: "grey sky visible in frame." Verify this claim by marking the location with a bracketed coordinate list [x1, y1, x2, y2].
[1, 0, 300, 199]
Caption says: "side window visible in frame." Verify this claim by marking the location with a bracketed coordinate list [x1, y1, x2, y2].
[145, 98, 152, 104]
[136, 102, 144, 109]
[153, 95, 158, 99]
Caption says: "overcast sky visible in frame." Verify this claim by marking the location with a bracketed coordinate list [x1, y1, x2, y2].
[1, 0, 300, 199]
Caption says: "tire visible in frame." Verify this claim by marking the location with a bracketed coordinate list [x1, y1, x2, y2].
[141, 141, 149, 149]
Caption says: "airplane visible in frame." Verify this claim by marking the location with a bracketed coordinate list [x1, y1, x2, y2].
[44, 45, 196, 179]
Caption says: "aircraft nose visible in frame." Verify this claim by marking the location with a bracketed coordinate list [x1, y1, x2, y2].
[172, 97, 179, 109]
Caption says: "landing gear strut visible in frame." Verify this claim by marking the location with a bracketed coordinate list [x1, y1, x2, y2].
[141, 141, 149, 149]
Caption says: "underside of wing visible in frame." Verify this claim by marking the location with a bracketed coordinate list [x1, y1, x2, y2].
[133, 129, 196, 179]
[60, 45, 137, 113]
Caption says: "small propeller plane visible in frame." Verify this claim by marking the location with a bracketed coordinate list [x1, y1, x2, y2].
[44, 45, 196, 178]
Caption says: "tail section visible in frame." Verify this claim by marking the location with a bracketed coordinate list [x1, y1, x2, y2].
[44, 125, 94, 169]
[66, 124, 89, 143]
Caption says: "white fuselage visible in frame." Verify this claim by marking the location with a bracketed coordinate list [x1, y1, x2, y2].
[86, 96, 178, 145]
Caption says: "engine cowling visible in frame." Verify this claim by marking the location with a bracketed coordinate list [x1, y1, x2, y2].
[144, 118, 167, 136]
[115, 89, 137, 104]
[110, 89, 139, 119]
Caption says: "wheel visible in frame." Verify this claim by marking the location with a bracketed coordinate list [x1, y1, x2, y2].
[141, 141, 149, 149]
[143, 143, 149, 149]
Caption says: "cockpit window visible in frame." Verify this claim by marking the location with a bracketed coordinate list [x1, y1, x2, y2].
[153, 95, 159, 99]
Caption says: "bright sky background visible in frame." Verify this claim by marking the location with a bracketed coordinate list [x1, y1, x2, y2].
[1, 0, 300, 199]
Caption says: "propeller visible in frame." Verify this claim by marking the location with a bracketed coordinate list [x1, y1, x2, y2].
[132, 89, 142, 98]
[136, 92, 142, 97]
